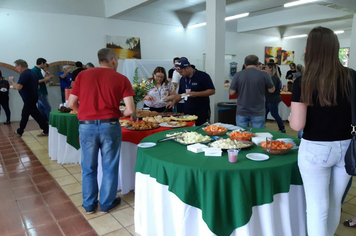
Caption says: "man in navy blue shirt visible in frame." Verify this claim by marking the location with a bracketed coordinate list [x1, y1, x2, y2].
[9, 59, 49, 136]
[168, 59, 215, 126]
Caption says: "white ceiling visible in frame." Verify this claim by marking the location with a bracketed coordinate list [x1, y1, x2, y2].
[0, 0, 355, 37]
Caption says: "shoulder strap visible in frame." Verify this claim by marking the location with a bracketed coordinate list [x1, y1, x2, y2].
[350, 69, 356, 127]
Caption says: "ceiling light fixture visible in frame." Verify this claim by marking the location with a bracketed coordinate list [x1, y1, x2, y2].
[225, 12, 249, 21]
[187, 22, 206, 29]
[283, 34, 308, 39]
[187, 12, 249, 29]
[334, 30, 344, 34]
[284, 0, 318, 8]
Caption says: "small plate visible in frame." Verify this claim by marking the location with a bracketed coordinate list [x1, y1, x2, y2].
[137, 142, 156, 148]
[246, 153, 269, 161]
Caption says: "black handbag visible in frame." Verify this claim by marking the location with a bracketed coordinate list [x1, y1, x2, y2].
[345, 69, 356, 176]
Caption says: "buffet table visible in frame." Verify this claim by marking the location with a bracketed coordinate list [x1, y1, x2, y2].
[135, 127, 306, 236]
[48, 110, 194, 194]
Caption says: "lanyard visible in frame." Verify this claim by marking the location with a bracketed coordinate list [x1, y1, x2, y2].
[157, 86, 162, 100]
[185, 78, 192, 89]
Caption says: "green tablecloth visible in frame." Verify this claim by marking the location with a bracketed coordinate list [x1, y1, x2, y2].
[49, 110, 80, 150]
[135, 127, 303, 236]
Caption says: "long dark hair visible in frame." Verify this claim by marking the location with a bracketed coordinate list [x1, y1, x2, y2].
[301, 26, 350, 106]
[152, 67, 168, 85]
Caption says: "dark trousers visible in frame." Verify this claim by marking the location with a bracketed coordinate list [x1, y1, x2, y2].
[60, 87, 65, 103]
[18, 100, 49, 135]
[0, 100, 11, 122]
[265, 102, 285, 131]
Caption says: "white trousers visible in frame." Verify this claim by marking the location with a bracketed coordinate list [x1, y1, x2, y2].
[298, 138, 351, 236]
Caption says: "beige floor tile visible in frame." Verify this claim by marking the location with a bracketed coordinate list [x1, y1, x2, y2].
[69, 193, 83, 207]
[335, 222, 356, 236]
[73, 173, 82, 182]
[21, 138, 38, 144]
[29, 145, 46, 151]
[38, 158, 52, 165]
[343, 203, 356, 216]
[120, 191, 134, 206]
[50, 169, 71, 178]
[77, 206, 104, 220]
[103, 228, 132, 236]
[344, 195, 354, 203]
[62, 182, 82, 195]
[45, 163, 64, 171]
[66, 165, 82, 174]
[347, 187, 356, 197]
[125, 225, 136, 235]
[340, 211, 353, 223]
[36, 153, 50, 160]
[109, 200, 130, 213]
[348, 196, 356, 206]
[32, 149, 48, 155]
[112, 208, 134, 227]
[63, 163, 80, 168]
[89, 214, 123, 235]
[56, 175, 78, 186]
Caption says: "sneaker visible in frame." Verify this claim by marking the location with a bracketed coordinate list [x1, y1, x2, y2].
[101, 197, 121, 213]
[37, 133, 48, 137]
[279, 129, 286, 133]
[344, 219, 356, 228]
[14, 131, 22, 137]
[3, 121, 11, 125]
[85, 206, 97, 215]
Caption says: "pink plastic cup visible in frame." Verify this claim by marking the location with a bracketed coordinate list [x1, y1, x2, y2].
[227, 149, 240, 163]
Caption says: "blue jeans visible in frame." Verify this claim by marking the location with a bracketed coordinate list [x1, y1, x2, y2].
[265, 102, 285, 131]
[298, 138, 351, 236]
[236, 115, 265, 129]
[37, 94, 51, 122]
[79, 121, 122, 212]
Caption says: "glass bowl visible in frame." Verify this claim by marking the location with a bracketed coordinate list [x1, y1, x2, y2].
[260, 146, 292, 155]
[227, 131, 254, 141]
[203, 129, 227, 136]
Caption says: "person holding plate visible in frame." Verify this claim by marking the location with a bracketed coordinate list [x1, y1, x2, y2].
[143, 66, 176, 112]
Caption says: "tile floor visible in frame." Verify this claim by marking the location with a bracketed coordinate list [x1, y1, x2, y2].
[1, 120, 355, 236]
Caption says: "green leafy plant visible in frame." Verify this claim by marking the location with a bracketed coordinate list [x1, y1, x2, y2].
[132, 67, 155, 105]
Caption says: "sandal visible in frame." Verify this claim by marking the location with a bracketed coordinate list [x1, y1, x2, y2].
[344, 219, 356, 228]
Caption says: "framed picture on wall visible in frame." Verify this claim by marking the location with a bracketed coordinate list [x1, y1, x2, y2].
[265, 46, 282, 65]
[106, 35, 142, 59]
[281, 50, 295, 65]
[339, 47, 349, 67]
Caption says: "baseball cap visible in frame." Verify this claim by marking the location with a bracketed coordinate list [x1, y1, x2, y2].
[175, 59, 190, 70]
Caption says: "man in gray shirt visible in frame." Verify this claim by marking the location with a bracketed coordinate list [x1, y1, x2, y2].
[229, 55, 275, 129]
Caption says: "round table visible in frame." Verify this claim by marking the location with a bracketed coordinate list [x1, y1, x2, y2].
[134, 127, 306, 236]
[48, 110, 195, 194]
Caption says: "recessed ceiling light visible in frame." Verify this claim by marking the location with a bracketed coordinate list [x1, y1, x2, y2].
[187, 22, 206, 29]
[283, 34, 308, 39]
[187, 12, 249, 29]
[284, 0, 318, 8]
[225, 13, 249, 21]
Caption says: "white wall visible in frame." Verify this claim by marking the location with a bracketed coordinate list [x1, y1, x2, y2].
[0, 8, 351, 122]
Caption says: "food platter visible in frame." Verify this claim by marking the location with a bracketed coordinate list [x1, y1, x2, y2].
[124, 124, 160, 131]
[165, 131, 212, 145]
[157, 112, 183, 117]
[170, 115, 198, 121]
[159, 121, 187, 128]
[209, 139, 253, 151]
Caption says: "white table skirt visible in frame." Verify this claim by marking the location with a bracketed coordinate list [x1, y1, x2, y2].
[135, 172, 306, 236]
[267, 102, 291, 121]
[48, 125, 136, 194]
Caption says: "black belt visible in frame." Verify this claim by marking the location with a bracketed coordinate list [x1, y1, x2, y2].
[79, 118, 118, 124]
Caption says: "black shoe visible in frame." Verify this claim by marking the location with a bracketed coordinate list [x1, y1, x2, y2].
[14, 131, 22, 137]
[4, 121, 11, 125]
[101, 197, 121, 213]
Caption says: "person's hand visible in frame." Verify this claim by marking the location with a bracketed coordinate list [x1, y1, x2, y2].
[8, 77, 14, 84]
[144, 95, 153, 100]
[188, 91, 197, 97]
[44, 77, 51, 83]
[166, 103, 174, 109]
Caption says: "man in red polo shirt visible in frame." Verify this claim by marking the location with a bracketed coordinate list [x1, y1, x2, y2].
[68, 48, 135, 214]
